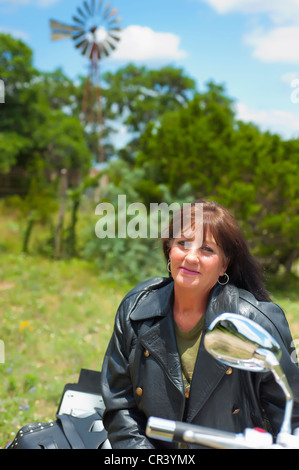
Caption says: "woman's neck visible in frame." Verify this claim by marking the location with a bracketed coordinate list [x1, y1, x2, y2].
[173, 285, 208, 332]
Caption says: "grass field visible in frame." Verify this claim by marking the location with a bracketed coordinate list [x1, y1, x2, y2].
[0, 201, 298, 447]
[0, 253, 131, 446]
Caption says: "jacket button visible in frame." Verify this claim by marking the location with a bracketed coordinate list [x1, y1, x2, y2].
[226, 367, 233, 375]
[136, 387, 143, 397]
[144, 349, 150, 358]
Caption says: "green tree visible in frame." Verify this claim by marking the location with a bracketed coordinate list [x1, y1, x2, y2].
[136, 82, 234, 197]
[5, 179, 58, 253]
[101, 63, 197, 160]
[102, 63, 197, 131]
[84, 159, 193, 283]
[134, 82, 299, 276]
[0, 33, 92, 188]
[0, 33, 38, 174]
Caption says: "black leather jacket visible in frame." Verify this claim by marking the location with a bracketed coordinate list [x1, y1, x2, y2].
[100, 277, 299, 449]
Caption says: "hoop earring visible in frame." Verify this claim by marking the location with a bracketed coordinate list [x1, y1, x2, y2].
[167, 259, 171, 273]
[218, 273, 229, 286]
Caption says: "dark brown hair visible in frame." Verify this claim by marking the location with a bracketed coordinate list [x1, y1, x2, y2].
[162, 199, 270, 302]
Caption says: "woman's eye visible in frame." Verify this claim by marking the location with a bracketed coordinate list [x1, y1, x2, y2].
[202, 246, 213, 253]
[176, 241, 214, 253]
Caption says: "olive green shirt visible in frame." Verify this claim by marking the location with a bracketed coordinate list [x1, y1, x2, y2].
[174, 315, 205, 449]
[174, 315, 205, 399]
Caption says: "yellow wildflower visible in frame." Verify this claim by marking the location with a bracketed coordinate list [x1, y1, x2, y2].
[19, 321, 34, 332]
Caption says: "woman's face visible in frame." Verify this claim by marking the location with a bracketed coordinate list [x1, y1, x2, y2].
[169, 231, 228, 294]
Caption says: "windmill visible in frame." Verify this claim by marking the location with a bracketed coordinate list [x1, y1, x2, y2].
[50, 0, 122, 162]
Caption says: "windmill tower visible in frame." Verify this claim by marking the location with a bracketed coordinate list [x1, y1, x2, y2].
[50, 0, 122, 162]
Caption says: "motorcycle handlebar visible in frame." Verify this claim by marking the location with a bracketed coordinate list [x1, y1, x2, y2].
[146, 417, 274, 449]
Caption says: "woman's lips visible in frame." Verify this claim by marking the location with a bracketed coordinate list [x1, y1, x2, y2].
[179, 267, 200, 276]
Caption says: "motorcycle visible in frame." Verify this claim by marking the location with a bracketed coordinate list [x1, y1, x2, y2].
[7, 312, 299, 449]
[146, 313, 299, 449]
[7, 368, 111, 449]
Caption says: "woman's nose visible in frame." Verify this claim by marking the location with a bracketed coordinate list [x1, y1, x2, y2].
[185, 248, 199, 263]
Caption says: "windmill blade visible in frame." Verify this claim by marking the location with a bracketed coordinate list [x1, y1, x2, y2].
[107, 26, 122, 35]
[106, 32, 119, 45]
[97, 0, 104, 15]
[51, 32, 71, 41]
[75, 38, 89, 49]
[83, 0, 92, 16]
[50, 19, 81, 40]
[107, 31, 122, 42]
[81, 41, 92, 57]
[90, 0, 96, 15]
[73, 15, 86, 26]
[106, 7, 118, 19]
[77, 7, 88, 20]
[76, 38, 91, 57]
[107, 26, 122, 33]
[99, 41, 111, 57]
[107, 16, 122, 26]
[103, 2, 112, 20]
[108, 34, 121, 44]
[50, 19, 81, 32]
[72, 31, 86, 41]
[105, 38, 118, 52]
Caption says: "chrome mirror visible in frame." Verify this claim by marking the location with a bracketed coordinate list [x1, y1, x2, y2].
[204, 312, 281, 372]
[204, 313, 293, 435]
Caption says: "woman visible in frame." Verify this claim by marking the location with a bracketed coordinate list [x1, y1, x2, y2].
[100, 200, 299, 449]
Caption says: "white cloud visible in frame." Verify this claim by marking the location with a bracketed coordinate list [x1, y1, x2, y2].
[201, 0, 259, 15]
[0, 26, 29, 41]
[109, 25, 188, 62]
[201, 0, 299, 63]
[244, 27, 299, 63]
[235, 102, 299, 139]
[0, 0, 60, 7]
[36, 0, 60, 7]
[201, 0, 299, 24]
[0, 0, 30, 4]
[281, 72, 299, 86]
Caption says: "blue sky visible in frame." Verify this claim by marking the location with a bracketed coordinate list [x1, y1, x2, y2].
[1, 0, 299, 139]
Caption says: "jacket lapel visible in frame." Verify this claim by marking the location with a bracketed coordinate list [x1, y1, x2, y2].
[140, 313, 185, 397]
[130, 280, 185, 399]
[186, 284, 240, 422]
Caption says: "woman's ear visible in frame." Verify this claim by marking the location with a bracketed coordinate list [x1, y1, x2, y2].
[221, 255, 230, 275]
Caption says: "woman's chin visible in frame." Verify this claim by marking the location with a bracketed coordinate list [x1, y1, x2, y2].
[175, 272, 201, 287]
